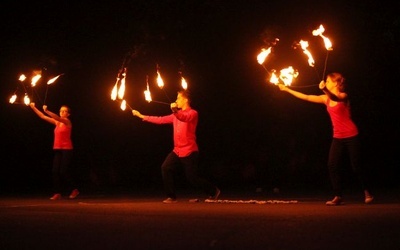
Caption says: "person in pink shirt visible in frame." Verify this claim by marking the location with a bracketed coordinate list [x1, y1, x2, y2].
[279, 72, 373, 205]
[30, 103, 79, 200]
[132, 90, 220, 203]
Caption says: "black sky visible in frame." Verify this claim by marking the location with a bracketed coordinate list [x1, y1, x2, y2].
[1, 1, 399, 193]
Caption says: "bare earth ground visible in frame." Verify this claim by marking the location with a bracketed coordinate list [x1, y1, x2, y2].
[1, 188, 399, 250]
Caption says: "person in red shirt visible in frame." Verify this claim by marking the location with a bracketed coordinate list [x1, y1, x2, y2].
[30, 103, 79, 200]
[132, 90, 220, 203]
[278, 72, 373, 205]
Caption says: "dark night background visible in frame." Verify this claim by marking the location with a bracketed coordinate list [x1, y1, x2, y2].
[1, 1, 399, 196]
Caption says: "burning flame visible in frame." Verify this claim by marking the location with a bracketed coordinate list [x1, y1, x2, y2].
[120, 99, 127, 111]
[257, 47, 272, 65]
[157, 70, 164, 89]
[269, 70, 279, 85]
[144, 89, 152, 102]
[111, 81, 118, 101]
[181, 76, 188, 90]
[47, 74, 62, 85]
[23, 93, 30, 106]
[269, 66, 299, 86]
[144, 76, 152, 102]
[312, 24, 333, 51]
[117, 73, 126, 100]
[299, 40, 315, 67]
[9, 94, 17, 104]
[31, 74, 41, 87]
[19, 74, 26, 82]
[279, 66, 299, 86]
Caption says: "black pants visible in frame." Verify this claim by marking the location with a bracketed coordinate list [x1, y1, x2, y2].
[161, 151, 216, 199]
[52, 149, 76, 194]
[327, 136, 371, 197]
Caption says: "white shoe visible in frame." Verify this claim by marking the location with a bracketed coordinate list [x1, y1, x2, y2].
[163, 198, 177, 204]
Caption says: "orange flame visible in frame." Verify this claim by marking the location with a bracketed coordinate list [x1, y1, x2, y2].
[23, 93, 30, 106]
[117, 73, 126, 100]
[120, 99, 127, 110]
[279, 66, 299, 86]
[19, 74, 26, 82]
[144, 90, 152, 102]
[269, 67, 299, 86]
[157, 70, 164, 89]
[111, 81, 118, 101]
[269, 70, 279, 85]
[9, 94, 17, 104]
[312, 24, 333, 51]
[31, 74, 41, 87]
[144, 77, 152, 102]
[299, 40, 315, 67]
[181, 76, 188, 90]
[257, 47, 272, 65]
[47, 74, 62, 85]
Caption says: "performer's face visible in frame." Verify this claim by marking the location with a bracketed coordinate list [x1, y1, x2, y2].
[175, 93, 187, 108]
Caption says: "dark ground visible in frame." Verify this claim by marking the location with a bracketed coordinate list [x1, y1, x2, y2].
[1, 187, 399, 250]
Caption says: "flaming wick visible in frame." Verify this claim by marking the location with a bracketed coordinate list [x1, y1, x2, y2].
[119, 99, 133, 111]
[156, 64, 172, 102]
[312, 24, 333, 80]
[44, 74, 64, 105]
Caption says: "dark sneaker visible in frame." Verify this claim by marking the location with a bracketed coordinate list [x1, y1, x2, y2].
[326, 196, 343, 206]
[205, 188, 220, 202]
[50, 193, 61, 200]
[69, 189, 80, 199]
[163, 198, 177, 204]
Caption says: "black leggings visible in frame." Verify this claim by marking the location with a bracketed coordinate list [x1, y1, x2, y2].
[327, 136, 371, 197]
[161, 151, 216, 199]
[52, 149, 76, 193]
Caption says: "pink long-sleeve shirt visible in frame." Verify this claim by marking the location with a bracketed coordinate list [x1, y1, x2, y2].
[143, 108, 199, 157]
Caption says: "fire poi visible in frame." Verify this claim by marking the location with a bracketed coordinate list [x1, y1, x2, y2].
[8, 71, 63, 106]
[257, 24, 333, 87]
[111, 59, 190, 112]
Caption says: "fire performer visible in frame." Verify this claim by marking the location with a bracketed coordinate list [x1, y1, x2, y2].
[29, 103, 79, 200]
[132, 90, 220, 203]
[278, 73, 373, 205]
